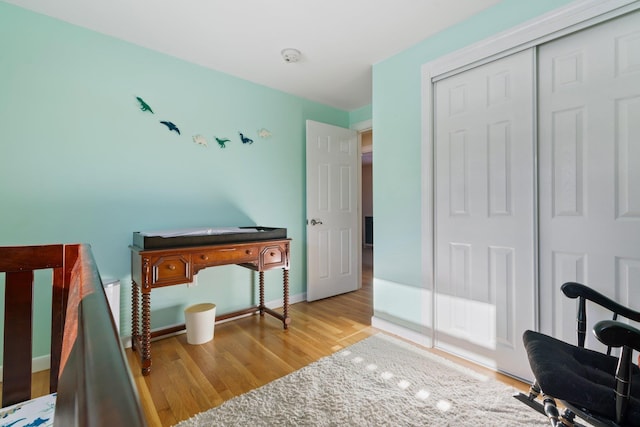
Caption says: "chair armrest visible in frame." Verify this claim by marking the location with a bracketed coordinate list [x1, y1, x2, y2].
[593, 320, 640, 353]
[561, 282, 640, 322]
[593, 319, 639, 425]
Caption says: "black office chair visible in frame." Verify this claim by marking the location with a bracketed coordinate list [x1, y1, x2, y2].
[515, 282, 640, 427]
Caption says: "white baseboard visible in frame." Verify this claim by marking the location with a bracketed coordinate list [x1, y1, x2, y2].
[32, 355, 51, 373]
[371, 316, 432, 348]
[122, 292, 306, 349]
[0, 354, 51, 378]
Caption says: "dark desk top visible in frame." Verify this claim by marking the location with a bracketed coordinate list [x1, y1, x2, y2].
[132, 226, 287, 250]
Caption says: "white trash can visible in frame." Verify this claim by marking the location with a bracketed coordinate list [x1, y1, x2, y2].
[184, 303, 216, 345]
[101, 277, 120, 333]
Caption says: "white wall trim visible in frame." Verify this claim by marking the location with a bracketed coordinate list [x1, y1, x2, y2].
[371, 316, 431, 348]
[426, 0, 640, 81]
[0, 354, 51, 378]
[420, 54, 435, 337]
[32, 355, 51, 373]
[350, 119, 372, 132]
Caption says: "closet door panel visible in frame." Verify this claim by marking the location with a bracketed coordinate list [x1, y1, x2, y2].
[434, 49, 535, 379]
[538, 10, 640, 349]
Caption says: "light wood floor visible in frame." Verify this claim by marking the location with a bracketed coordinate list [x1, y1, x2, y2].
[125, 261, 529, 427]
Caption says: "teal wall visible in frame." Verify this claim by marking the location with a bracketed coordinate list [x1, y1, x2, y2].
[349, 104, 372, 126]
[371, 0, 574, 332]
[0, 2, 348, 361]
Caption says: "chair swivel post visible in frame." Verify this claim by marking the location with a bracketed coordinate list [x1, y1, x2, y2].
[615, 347, 632, 425]
[528, 381, 541, 400]
[577, 297, 586, 348]
[542, 395, 562, 427]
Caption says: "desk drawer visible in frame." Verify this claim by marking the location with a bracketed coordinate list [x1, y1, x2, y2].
[194, 245, 259, 265]
[152, 255, 190, 286]
[260, 244, 287, 269]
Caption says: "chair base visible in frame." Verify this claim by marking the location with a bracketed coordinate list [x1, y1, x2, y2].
[562, 401, 621, 427]
[514, 389, 621, 427]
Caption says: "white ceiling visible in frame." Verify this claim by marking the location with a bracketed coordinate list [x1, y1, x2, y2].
[4, 0, 502, 111]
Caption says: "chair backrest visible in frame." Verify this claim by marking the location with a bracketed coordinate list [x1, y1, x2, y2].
[0, 244, 73, 407]
[562, 282, 640, 354]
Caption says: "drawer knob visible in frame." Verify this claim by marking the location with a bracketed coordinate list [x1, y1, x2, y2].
[270, 252, 276, 257]
[167, 264, 176, 271]
[201, 255, 209, 260]
[246, 250, 252, 255]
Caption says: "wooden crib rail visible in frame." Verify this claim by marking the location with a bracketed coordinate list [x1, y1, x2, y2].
[0, 244, 147, 426]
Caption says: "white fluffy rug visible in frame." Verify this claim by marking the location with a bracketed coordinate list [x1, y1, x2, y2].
[174, 333, 548, 426]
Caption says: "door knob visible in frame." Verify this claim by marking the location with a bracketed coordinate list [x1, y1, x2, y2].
[310, 219, 323, 226]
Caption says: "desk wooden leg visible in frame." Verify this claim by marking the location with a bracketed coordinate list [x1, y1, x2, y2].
[141, 291, 151, 375]
[131, 281, 139, 352]
[259, 271, 265, 316]
[283, 268, 290, 329]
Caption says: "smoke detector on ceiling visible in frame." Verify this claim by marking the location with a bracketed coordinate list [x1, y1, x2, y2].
[281, 48, 301, 63]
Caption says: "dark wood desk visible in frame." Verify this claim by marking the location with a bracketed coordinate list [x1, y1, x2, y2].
[130, 238, 291, 375]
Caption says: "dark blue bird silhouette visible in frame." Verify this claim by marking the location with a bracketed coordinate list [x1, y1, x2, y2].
[160, 121, 180, 135]
[239, 132, 253, 144]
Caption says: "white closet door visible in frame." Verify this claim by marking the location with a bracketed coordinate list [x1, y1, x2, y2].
[434, 49, 536, 379]
[538, 11, 640, 349]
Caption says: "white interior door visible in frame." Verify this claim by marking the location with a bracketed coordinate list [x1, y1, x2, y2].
[306, 120, 360, 301]
[538, 10, 640, 348]
[434, 49, 536, 379]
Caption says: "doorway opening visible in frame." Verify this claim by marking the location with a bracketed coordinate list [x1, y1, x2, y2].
[360, 129, 373, 275]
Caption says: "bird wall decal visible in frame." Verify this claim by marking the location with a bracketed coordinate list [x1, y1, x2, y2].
[239, 132, 253, 144]
[215, 137, 230, 148]
[192, 134, 208, 147]
[160, 121, 180, 134]
[136, 96, 154, 113]
[257, 128, 272, 139]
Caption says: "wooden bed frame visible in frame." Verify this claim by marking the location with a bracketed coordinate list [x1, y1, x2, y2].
[0, 244, 147, 426]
